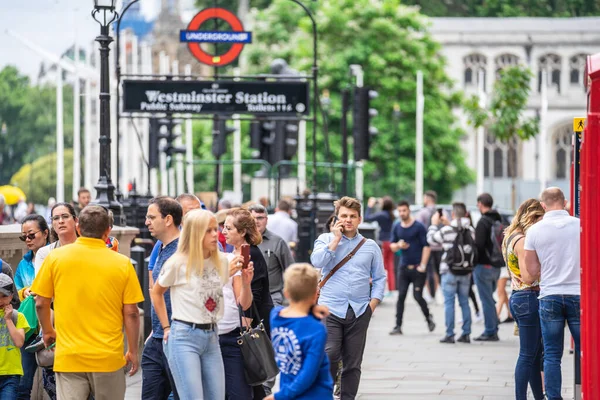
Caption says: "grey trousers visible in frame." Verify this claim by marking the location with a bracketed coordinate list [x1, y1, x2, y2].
[326, 305, 373, 400]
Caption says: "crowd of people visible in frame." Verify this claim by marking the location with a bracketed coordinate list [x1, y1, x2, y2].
[0, 186, 580, 400]
[368, 188, 579, 400]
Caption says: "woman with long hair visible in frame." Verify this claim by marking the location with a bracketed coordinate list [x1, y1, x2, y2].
[32, 202, 79, 399]
[15, 214, 50, 399]
[365, 197, 396, 291]
[151, 209, 253, 399]
[221, 208, 273, 399]
[34, 202, 78, 274]
[502, 198, 545, 400]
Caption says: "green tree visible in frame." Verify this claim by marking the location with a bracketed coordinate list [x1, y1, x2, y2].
[0, 66, 75, 185]
[402, 0, 600, 17]
[10, 150, 75, 205]
[463, 65, 538, 177]
[243, 0, 473, 201]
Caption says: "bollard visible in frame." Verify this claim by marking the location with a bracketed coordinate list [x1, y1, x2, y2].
[130, 246, 146, 307]
[143, 256, 152, 339]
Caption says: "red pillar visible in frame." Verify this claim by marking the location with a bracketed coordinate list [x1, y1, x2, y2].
[580, 53, 600, 399]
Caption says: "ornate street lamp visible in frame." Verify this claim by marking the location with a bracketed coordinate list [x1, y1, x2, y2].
[91, 0, 124, 224]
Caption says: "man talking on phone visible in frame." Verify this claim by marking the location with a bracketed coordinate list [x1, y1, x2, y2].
[311, 196, 386, 400]
[389, 200, 435, 336]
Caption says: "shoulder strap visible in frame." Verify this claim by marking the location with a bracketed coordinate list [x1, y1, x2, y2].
[318, 238, 367, 290]
[508, 233, 525, 252]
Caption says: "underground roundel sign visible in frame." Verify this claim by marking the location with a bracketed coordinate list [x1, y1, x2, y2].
[180, 8, 252, 67]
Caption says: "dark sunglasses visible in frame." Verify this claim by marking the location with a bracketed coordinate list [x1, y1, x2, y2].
[19, 231, 41, 242]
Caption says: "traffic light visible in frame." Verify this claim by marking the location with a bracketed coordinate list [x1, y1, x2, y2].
[283, 121, 299, 159]
[149, 118, 169, 168]
[352, 87, 378, 160]
[212, 116, 235, 158]
[163, 119, 186, 158]
[149, 117, 185, 164]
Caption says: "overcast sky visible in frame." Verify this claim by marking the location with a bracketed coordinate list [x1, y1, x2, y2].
[0, 0, 164, 82]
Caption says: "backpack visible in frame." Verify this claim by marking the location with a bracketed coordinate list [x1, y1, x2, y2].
[446, 224, 477, 275]
[486, 218, 506, 267]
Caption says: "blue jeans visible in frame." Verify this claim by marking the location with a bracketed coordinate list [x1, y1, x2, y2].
[142, 337, 179, 400]
[0, 375, 20, 400]
[539, 295, 580, 400]
[473, 264, 500, 335]
[164, 321, 225, 400]
[219, 330, 252, 400]
[441, 273, 472, 337]
[510, 290, 543, 400]
[17, 337, 38, 400]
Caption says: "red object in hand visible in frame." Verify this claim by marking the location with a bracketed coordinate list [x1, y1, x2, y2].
[241, 244, 250, 269]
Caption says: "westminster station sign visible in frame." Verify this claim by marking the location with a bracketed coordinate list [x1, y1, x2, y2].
[123, 80, 310, 116]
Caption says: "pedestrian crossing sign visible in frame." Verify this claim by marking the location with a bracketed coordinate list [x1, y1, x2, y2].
[574, 117, 586, 132]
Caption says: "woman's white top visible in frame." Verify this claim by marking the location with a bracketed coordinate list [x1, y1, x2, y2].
[158, 253, 228, 325]
[218, 253, 242, 334]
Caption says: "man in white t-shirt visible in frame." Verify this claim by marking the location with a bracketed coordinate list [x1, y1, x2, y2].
[524, 187, 580, 400]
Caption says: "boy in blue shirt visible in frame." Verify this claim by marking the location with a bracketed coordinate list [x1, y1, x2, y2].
[267, 263, 333, 400]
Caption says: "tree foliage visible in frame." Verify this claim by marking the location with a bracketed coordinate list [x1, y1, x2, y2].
[0, 66, 75, 186]
[402, 0, 600, 17]
[242, 0, 473, 201]
[10, 150, 74, 205]
[464, 65, 538, 143]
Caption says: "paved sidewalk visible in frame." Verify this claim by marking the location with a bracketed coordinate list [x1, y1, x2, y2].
[125, 290, 577, 399]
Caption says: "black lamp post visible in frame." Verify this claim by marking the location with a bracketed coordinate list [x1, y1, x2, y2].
[92, 0, 124, 225]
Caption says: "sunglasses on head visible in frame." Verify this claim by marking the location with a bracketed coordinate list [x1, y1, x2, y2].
[19, 231, 41, 242]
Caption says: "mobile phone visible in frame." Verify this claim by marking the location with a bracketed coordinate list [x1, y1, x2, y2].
[333, 216, 344, 233]
[241, 244, 250, 269]
[437, 208, 443, 217]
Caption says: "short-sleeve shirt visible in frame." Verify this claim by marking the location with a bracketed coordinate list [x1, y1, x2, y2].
[31, 237, 144, 373]
[151, 238, 179, 338]
[158, 253, 228, 325]
[391, 220, 429, 267]
[524, 210, 580, 298]
[0, 310, 30, 375]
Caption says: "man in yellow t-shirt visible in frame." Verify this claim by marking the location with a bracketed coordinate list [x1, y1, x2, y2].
[31, 205, 144, 400]
[0, 272, 30, 395]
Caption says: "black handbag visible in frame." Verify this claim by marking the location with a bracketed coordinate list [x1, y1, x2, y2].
[236, 303, 279, 386]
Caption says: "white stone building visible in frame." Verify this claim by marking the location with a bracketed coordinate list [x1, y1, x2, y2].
[430, 17, 600, 209]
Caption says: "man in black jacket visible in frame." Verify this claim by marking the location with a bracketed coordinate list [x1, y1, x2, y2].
[473, 193, 501, 341]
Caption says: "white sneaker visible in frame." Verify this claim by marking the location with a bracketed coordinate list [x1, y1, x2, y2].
[423, 291, 434, 304]
[474, 312, 484, 324]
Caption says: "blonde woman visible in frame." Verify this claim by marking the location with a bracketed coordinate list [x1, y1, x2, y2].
[502, 199, 545, 400]
[151, 209, 253, 399]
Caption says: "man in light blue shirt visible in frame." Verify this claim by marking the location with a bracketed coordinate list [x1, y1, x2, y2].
[311, 196, 386, 400]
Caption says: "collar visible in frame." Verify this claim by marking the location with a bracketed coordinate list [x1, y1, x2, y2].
[24, 250, 34, 262]
[262, 229, 272, 240]
[543, 210, 569, 219]
[275, 211, 290, 219]
[341, 232, 362, 242]
[76, 237, 108, 248]
[161, 237, 179, 250]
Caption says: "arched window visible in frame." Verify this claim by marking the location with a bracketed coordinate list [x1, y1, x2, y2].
[494, 54, 520, 79]
[484, 133, 519, 178]
[464, 54, 487, 89]
[570, 54, 587, 87]
[553, 124, 573, 179]
[538, 54, 562, 93]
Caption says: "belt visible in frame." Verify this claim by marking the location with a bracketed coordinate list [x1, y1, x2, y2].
[519, 286, 540, 292]
[173, 319, 217, 330]
[405, 265, 418, 270]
